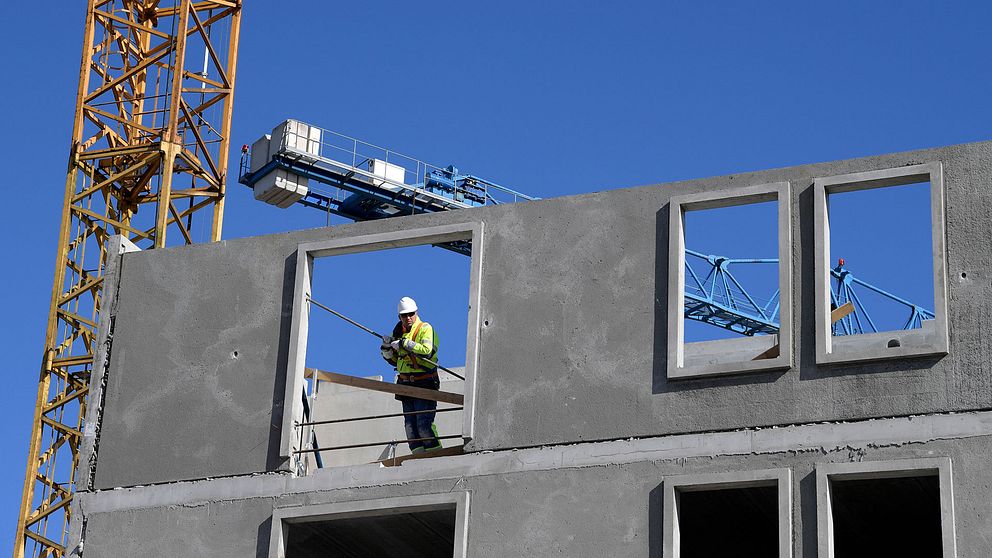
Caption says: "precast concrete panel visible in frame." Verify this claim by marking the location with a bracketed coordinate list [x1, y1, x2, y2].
[75, 432, 992, 557]
[90, 141, 992, 489]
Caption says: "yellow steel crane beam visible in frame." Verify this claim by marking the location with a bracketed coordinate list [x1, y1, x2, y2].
[14, 1, 242, 556]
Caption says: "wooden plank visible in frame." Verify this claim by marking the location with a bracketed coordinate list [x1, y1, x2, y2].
[831, 301, 855, 324]
[752, 343, 781, 361]
[753, 302, 857, 361]
[307, 368, 464, 406]
[379, 445, 465, 467]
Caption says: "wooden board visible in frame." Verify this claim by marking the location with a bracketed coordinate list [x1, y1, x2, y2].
[306, 368, 464, 406]
[752, 302, 857, 361]
[379, 445, 465, 467]
[831, 301, 855, 323]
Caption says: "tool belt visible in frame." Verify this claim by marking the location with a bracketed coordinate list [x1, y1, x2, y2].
[397, 371, 439, 382]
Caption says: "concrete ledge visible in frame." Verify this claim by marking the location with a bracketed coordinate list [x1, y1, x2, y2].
[76, 410, 992, 515]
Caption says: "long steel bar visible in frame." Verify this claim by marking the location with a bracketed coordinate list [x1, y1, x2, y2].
[307, 297, 466, 381]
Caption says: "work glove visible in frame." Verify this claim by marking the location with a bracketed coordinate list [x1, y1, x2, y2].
[391, 338, 416, 352]
[380, 337, 395, 360]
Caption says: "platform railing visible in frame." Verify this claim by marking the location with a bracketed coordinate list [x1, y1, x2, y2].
[295, 368, 465, 472]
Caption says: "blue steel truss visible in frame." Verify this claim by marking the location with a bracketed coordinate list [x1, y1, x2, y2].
[684, 252, 934, 337]
[684, 249, 780, 336]
[238, 124, 536, 256]
[830, 262, 936, 336]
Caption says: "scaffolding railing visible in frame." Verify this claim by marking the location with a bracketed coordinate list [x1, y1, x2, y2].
[296, 368, 465, 472]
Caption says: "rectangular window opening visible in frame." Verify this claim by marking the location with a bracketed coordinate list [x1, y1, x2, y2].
[282, 224, 483, 473]
[815, 164, 948, 364]
[668, 182, 792, 379]
[679, 485, 778, 556]
[303, 244, 469, 470]
[817, 458, 955, 557]
[831, 475, 940, 555]
[664, 469, 792, 558]
[286, 505, 457, 557]
[271, 493, 470, 558]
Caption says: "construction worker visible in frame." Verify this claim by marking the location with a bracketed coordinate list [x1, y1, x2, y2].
[380, 297, 442, 453]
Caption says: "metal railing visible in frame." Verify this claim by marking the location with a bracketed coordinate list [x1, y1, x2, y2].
[295, 368, 464, 473]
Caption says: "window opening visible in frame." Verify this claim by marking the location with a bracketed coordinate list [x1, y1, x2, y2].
[828, 182, 935, 336]
[683, 201, 780, 343]
[663, 469, 792, 557]
[829, 475, 940, 556]
[297, 242, 471, 471]
[677, 485, 779, 557]
[284, 506, 457, 558]
[814, 163, 948, 363]
[668, 182, 792, 379]
[817, 458, 955, 557]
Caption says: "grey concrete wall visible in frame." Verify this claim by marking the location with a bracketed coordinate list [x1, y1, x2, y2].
[92, 235, 301, 487]
[77, 430, 992, 557]
[92, 141, 992, 489]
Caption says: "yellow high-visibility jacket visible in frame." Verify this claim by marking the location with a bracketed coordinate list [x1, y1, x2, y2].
[387, 318, 438, 374]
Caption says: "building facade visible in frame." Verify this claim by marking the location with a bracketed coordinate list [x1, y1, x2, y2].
[71, 141, 992, 556]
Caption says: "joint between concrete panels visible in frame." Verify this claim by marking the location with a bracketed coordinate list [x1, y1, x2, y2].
[68, 235, 140, 556]
[76, 410, 992, 516]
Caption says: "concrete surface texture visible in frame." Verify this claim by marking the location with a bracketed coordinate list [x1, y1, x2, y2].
[74, 141, 992, 556]
[74, 420, 992, 556]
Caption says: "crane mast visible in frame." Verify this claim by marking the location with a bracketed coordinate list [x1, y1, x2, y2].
[15, 1, 242, 556]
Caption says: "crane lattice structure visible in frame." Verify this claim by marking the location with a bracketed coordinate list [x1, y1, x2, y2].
[830, 261, 936, 335]
[684, 253, 934, 337]
[15, 2, 242, 557]
[239, 121, 537, 254]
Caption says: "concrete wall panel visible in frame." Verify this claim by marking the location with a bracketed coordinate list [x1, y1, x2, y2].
[91, 141, 992, 487]
[78, 434, 992, 557]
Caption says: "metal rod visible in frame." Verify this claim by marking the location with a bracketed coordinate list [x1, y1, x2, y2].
[294, 434, 463, 454]
[307, 296, 466, 380]
[299, 406, 463, 427]
[307, 296, 384, 339]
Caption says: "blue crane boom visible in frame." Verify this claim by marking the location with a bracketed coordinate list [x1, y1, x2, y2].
[238, 120, 536, 254]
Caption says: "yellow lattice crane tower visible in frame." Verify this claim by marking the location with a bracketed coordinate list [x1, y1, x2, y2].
[15, 1, 242, 556]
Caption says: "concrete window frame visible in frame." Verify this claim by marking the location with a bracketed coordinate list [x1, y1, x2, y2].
[667, 181, 793, 379]
[663, 468, 793, 557]
[268, 491, 470, 558]
[815, 457, 956, 558]
[813, 163, 949, 365]
[281, 222, 484, 465]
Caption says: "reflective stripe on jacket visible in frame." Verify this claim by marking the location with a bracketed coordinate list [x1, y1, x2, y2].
[391, 318, 438, 373]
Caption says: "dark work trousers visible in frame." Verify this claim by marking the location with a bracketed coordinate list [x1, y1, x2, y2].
[401, 396, 441, 453]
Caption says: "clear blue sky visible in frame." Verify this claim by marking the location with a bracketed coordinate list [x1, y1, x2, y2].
[1, 1, 989, 552]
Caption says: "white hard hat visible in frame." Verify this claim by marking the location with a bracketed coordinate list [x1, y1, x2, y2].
[397, 296, 418, 314]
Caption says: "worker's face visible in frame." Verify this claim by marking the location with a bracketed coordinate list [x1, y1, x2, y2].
[399, 311, 417, 330]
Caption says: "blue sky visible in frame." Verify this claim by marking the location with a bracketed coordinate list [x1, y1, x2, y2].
[1, 1, 989, 552]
